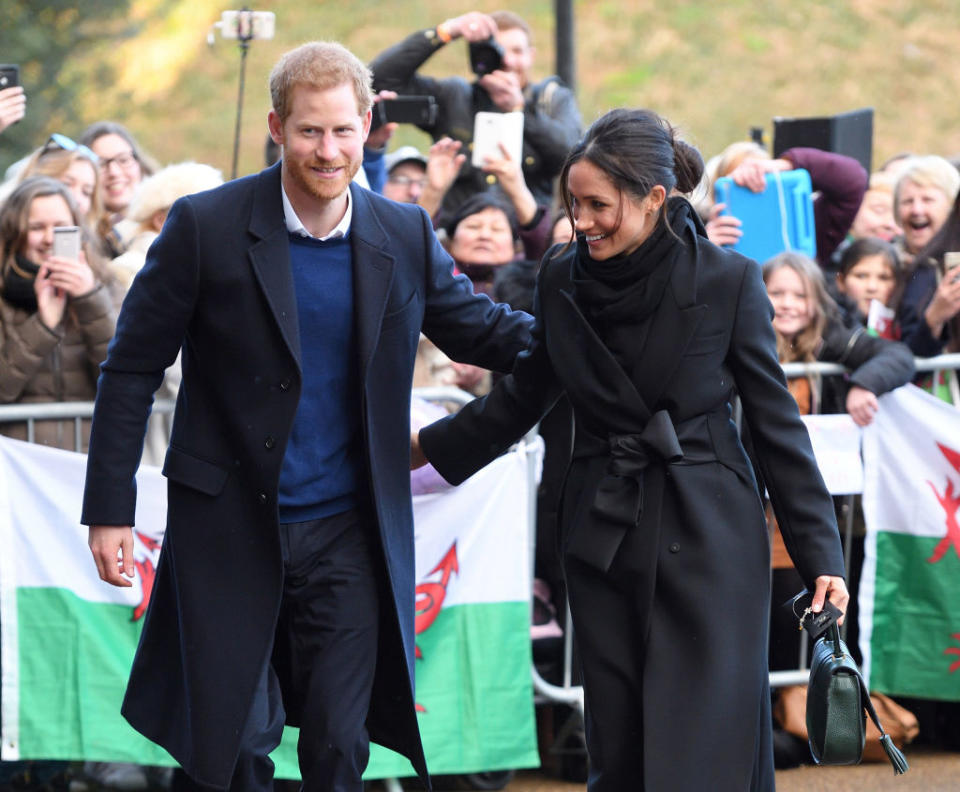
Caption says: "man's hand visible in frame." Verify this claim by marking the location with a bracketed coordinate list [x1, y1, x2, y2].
[411, 431, 428, 470]
[439, 11, 498, 42]
[89, 525, 136, 587]
[0, 86, 26, 133]
[479, 70, 524, 113]
[365, 90, 398, 151]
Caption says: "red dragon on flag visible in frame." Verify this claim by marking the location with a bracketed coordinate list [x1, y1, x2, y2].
[925, 442, 960, 564]
[412, 541, 459, 712]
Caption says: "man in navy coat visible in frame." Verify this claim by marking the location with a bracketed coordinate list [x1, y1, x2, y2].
[82, 41, 531, 792]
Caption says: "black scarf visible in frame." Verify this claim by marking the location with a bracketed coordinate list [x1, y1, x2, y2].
[2, 254, 40, 312]
[572, 197, 696, 373]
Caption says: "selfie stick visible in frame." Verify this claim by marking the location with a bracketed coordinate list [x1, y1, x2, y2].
[229, 9, 256, 181]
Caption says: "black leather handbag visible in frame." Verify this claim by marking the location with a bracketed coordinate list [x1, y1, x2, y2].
[806, 621, 909, 774]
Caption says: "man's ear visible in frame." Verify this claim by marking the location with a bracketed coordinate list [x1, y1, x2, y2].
[361, 108, 372, 143]
[267, 110, 284, 146]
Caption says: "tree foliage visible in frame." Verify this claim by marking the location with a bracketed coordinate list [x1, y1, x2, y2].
[0, 0, 139, 172]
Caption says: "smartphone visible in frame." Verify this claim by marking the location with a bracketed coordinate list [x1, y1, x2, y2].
[471, 111, 524, 168]
[371, 96, 438, 130]
[945, 251, 960, 281]
[53, 226, 81, 261]
[220, 10, 275, 40]
[0, 64, 19, 90]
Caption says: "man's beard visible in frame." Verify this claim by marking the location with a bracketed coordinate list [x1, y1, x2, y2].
[285, 155, 361, 203]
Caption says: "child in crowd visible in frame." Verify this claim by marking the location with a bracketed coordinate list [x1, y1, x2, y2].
[763, 251, 913, 422]
[834, 237, 903, 339]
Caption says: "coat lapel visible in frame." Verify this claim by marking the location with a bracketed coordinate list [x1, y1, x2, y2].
[247, 163, 301, 370]
[634, 227, 707, 409]
[348, 185, 396, 384]
[554, 288, 652, 427]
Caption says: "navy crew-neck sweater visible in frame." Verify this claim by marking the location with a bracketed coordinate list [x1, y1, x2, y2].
[278, 232, 362, 523]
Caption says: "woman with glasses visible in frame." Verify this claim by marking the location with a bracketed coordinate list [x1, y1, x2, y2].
[0, 177, 117, 450]
[79, 121, 159, 256]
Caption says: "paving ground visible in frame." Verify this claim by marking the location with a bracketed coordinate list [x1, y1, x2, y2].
[486, 746, 960, 791]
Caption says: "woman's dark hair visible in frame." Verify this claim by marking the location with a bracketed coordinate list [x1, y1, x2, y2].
[837, 236, 905, 313]
[557, 108, 704, 248]
[837, 236, 901, 279]
[79, 120, 159, 177]
[442, 192, 520, 242]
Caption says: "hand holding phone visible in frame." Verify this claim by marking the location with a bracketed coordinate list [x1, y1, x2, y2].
[944, 251, 960, 282]
[53, 226, 81, 262]
[0, 65, 25, 133]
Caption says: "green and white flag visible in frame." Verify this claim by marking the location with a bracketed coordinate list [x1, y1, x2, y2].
[0, 435, 541, 778]
[861, 384, 960, 700]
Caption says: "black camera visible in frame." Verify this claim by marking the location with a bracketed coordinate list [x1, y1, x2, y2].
[469, 37, 504, 77]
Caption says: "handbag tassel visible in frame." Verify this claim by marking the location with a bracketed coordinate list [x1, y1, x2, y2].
[879, 734, 909, 775]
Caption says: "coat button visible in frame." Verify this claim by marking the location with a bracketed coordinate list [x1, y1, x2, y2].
[257, 492, 268, 505]
[485, 174, 497, 185]
[669, 542, 680, 553]
[264, 435, 276, 450]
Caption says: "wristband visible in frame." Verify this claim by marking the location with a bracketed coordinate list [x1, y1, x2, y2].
[436, 22, 453, 43]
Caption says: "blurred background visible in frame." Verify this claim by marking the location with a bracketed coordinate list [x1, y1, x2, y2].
[3, 0, 960, 178]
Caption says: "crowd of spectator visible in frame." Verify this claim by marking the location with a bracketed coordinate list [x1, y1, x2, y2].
[2, 6, 960, 788]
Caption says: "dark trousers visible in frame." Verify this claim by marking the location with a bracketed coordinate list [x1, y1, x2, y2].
[194, 507, 382, 792]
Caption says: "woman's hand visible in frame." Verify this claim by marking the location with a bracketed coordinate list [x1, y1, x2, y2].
[728, 157, 792, 193]
[34, 263, 67, 330]
[483, 142, 537, 225]
[420, 137, 466, 218]
[924, 269, 960, 338]
[410, 430, 428, 470]
[811, 574, 849, 626]
[44, 252, 96, 298]
[846, 385, 879, 426]
[704, 202, 743, 247]
[0, 86, 26, 133]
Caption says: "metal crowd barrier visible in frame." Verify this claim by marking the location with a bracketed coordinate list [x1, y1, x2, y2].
[4, 354, 960, 721]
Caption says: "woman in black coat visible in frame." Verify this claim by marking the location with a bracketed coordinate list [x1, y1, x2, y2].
[414, 109, 848, 791]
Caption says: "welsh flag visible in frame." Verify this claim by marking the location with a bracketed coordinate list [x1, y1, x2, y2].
[860, 384, 960, 700]
[0, 435, 541, 779]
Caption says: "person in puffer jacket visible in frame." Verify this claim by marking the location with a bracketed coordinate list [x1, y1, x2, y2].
[0, 176, 117, 451]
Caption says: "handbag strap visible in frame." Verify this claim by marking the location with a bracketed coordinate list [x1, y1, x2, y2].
[828, 622, 910, 775]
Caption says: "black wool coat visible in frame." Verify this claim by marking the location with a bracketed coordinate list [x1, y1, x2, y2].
[421, 215, 846, 791]
[81, 166, 532, 788]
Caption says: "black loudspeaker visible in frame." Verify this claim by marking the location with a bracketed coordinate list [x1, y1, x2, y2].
[772, 107, 873, 173]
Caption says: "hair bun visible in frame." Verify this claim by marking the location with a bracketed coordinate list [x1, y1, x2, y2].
[672, 138, 704, 195]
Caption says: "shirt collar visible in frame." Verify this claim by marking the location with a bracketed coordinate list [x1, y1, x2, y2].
[281, 183, 352, 240]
